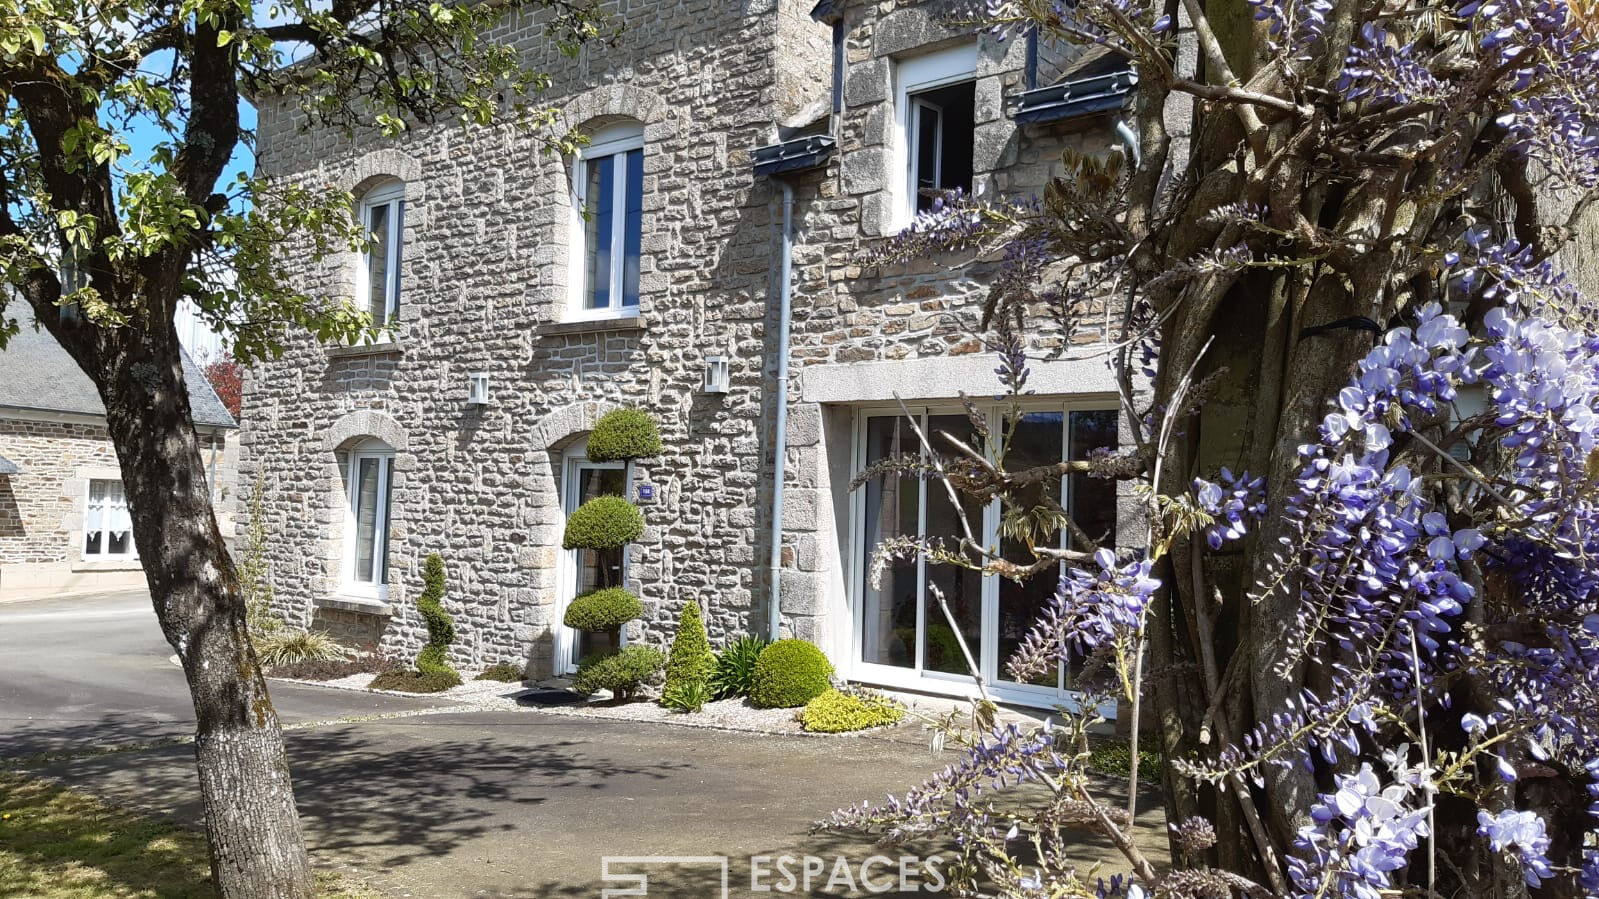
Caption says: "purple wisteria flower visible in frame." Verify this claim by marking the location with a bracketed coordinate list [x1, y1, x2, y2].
[1005, 549, 1161, 683]
[1289, 761, 1432, 899]
[1478, 809, 1556, 887]
[1192, 468, 1267, 549]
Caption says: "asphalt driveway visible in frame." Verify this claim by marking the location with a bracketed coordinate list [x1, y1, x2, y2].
[0, 592, 1164, 897]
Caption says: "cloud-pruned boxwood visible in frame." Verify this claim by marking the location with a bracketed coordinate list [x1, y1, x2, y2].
[586, 408, 662, 462]
[563, 587, 644, 633]
[562, 495, 643, 551]
[415, 553, 461, 685]
[800, 688, 905, 733]
[663, 602, 714, 704]
[750, 639, 834, 708]
[571, 645, 664, 700]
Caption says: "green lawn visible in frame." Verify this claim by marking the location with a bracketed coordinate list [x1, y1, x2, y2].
[0, 773, 378, 898]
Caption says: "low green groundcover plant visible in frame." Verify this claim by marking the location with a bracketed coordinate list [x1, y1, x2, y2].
[563, 587, 644, 632]
[368, 668, 462, 693]
[562, 495, 644, 550]
[1086, 738, 1163, 783]
[750, 639, 833, 708]
[571, 645, 664, 700]
[475, 662, 526, 682]
[709, 634, 769, 699]
[661, 679, 711, 713]
[800, 688, 905, 733]
[268, 652, 392, 681]
[586, 408, 662, 462]
[663, 602, 715, 702]
[415, 553, 459, 680]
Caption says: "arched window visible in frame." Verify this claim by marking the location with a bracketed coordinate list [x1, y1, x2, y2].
[570, 122, 643, 319]
[356, 179, 405, 328]
[343, 438, 394, 597]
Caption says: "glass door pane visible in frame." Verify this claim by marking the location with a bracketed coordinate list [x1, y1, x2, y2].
[996, 412, 1065, 688]
[572, 463, 627, 663]
[860, 416, 919, 669]
[353, 458, 381, 583]
[922, 413, 985, 676]
[1068, 410, 1120, 549]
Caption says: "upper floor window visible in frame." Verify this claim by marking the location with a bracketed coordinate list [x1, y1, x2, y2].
[84, 478, 134, 560]
[572, 123, 643, 319]
[895, 44, 977, 226]
[357, 180, 405, 328]
[343, 440, 394, 598]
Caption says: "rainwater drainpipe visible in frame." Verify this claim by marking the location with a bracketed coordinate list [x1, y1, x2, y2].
[1113, 118, 1142, 168]
[767, 180, 795, 641]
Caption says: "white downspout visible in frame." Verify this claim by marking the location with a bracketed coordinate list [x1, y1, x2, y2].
[767, 180, 795, 641]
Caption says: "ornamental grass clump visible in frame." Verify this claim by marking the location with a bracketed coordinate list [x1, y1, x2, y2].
[662, 602, 714, 705]
[800, 688, 905, 733]
[415, 553, 460, 685]
[750, 639, 833, 708]
[709, 634, 769, 699]
[586, 408, 662, 462]
[571, 645, 664, 701]
[562, 495, 644, 551]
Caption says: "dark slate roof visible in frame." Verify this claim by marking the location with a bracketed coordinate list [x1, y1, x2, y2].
[0, 453, 17, 476]
[0, 307, 237, 429]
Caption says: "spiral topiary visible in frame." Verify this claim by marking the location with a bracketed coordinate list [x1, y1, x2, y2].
[415, 553, 460, 685]
[563, 587, 644, 632]
[586, 408, 662, 462]
[750, 639, 834, 708]
[562, 495, 644, 550]
[663, 601, 715, 704]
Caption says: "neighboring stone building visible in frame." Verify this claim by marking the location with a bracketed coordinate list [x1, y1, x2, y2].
[0, 308, 238, 600]
[247, 0, 1157, 707]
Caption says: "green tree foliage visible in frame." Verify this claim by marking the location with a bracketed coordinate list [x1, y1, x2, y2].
[662, 602, 714, 703]
[561, 495, 644, 550]
[749, 639, 833, 709]
[415, 554, 459, 684]
[562, 587, 644, 632]
[571, 645, 664, 700]
[0, 3, 614, 894]
[586, 408, 662, 461]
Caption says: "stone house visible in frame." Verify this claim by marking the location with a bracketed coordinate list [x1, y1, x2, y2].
[0, 307, 238, 600]
[246, 0, 1159, 707]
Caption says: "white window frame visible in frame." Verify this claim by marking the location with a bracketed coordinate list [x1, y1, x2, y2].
[355, 180, 405, 333]
[568, 123, 645, 322]
[844, 400, 1121, 713]
[342, 443, 394, 600]
[81, 478, 136, 561]
[892, 43, 978, 230]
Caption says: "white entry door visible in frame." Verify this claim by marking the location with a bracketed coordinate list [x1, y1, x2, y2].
[554, 441, 629, 675]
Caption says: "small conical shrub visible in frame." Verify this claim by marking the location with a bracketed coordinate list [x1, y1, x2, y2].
[663, 602, 715, 704]
[587, 408, 662, 462]
[415, 553, 460, 684]
[562, 495, 644, 550]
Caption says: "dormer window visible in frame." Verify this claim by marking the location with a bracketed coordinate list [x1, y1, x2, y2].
[895, 44, 977, 226]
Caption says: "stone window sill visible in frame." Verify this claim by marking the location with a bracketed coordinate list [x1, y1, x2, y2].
[537, 316, 645, 337]
[326, 339, 404, 358]
[70, 560, 142, 573]
[316, 594, 394, 616]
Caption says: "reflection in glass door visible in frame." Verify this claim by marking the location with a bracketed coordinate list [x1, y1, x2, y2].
[558, 445, 629, 674]
[855, 405, 1120, 704]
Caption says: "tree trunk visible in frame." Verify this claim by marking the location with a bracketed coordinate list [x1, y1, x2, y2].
[99, 334, 315, 899]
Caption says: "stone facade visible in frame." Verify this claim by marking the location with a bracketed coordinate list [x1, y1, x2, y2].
[0, 411, 235, 599]
[248, 0, 1155, 705]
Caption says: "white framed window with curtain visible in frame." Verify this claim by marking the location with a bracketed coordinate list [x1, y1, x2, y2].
[356, 180, 405, 330]
[83, 479, 135, 560]
[342, 441, 394, 599]
[569, 122, 644, 320]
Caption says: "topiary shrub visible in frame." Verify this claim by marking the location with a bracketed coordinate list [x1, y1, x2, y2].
[750, 639, 834, 708]
[586, 408, 662, 462]
[563, 587, 644, 632]
[562, 495, 644, 551]
[415, 553, 459, 681]
[800, 687, 906, 733]
[571, 645, 664, 700]
[709, 634, 770, 700]
[662, 602, 715, 704]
